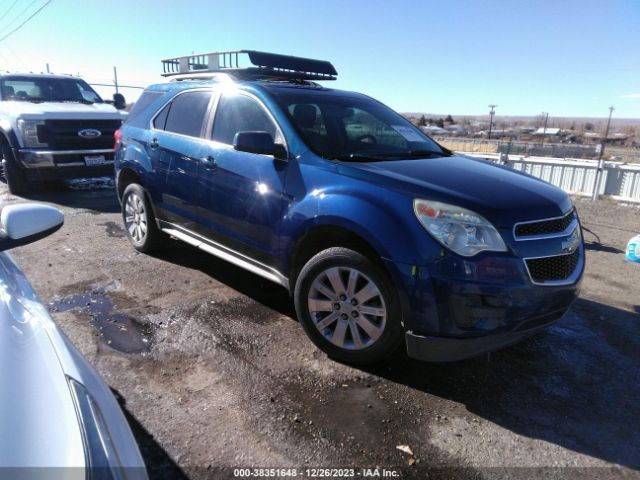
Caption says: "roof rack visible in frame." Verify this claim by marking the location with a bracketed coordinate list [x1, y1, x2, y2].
[161, 50, 337, 82]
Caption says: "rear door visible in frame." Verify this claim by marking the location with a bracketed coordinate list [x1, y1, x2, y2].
[150, 89, 213, 229]
[196, 92, 289, 263]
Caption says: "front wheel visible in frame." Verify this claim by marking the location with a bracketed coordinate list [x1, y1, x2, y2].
[294, 247, 403, 365]
[121, 183, 168, 252]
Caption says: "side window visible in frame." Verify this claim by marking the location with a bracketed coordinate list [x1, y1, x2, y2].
[164, 91, 211, 137]
[211, 94, 279, 145]
[153, 103, 170, 130]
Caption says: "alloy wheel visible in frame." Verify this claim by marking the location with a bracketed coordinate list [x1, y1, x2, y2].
[124, 193, 148, 244]
[307, 266, 387, 350]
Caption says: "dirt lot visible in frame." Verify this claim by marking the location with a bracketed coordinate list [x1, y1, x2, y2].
[5, 179, 640, 479]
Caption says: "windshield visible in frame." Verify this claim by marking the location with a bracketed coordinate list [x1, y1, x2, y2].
[0, 76, 103, 104]
[270, 88, 446, 161]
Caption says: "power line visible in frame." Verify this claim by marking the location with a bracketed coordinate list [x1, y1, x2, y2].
[0, 0, 52, 44]
[0, 0, 19, 24]
[0, 0, 37, 32]
[3, 41, 28, 70]
[90, 82, 145, 90]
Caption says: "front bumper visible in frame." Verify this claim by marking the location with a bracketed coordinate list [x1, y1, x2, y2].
[405, 306, 570, 362]
[384, 246, 584, 362]
[16, 148, 115, 181]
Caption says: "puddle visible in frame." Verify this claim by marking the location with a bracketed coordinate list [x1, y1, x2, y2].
[67, 177, 115, 190]
[49, 290, 152, 353]
[102, 221, 126, 238]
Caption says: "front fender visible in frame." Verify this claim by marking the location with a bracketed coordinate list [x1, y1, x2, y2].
[282, 187, 430, 271]
[0, 122, 20, 148]
[280, 189, 440, 334]
[317, 189, 426, 263]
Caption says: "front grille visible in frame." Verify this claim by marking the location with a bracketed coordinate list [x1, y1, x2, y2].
[525, 249, 580, 283]
[515, 210, 576, 238]
[38, 119, 122, 149]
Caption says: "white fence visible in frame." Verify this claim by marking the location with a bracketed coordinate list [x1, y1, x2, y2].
[462, 152, 640, 203]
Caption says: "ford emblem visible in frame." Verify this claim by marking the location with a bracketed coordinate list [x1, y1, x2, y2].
[78, 128, 102, 138]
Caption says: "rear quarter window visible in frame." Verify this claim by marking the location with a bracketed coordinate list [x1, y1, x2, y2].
[153, 103, 170, 130]
[125, 91, 164, 124]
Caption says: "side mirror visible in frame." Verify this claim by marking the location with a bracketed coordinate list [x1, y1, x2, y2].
[113, 93, 126, 110]
[0, 204, 64, 251]
[233, 131, 287, 159]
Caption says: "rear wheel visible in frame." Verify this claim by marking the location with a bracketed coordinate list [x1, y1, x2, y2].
[294, 247, 403, 365]
[1, 142, 30, 195]
[121, 183, 168, 252]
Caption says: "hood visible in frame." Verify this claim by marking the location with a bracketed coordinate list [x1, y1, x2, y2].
[0, 253, 85, 468]
[1, 100, 125, 120]
[340, 155, 572, 227]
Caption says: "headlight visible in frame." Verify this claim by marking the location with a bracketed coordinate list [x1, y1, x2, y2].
[17, 119, 47, 147]
[413, 199, 507, 257]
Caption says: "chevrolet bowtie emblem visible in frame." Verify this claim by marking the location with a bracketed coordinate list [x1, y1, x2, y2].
[561, 228, 580, 254]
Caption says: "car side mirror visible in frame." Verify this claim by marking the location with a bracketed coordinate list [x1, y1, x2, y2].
[0, 204, 64, 252]
[113, 93, 126, 110]
[233, 131, 287, 159]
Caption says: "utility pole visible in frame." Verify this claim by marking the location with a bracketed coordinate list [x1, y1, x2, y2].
[540, 112, 549, 147]
[113, 66, 119, 94]
[488, 104, 497, 140]
[591, 106, 615, 201]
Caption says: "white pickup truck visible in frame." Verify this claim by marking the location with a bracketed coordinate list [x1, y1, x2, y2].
[0, 73, 127, 194]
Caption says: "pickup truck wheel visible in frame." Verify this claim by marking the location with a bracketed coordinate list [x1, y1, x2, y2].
[122, 183, 167, 252]
[1, 143, 30, 195]
[294, 247, 403, 365]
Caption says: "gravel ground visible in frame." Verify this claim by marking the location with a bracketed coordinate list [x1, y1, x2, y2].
[4, 180, 640, 480]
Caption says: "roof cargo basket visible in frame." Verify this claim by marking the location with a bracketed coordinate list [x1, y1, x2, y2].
[161, 50, 337, 81]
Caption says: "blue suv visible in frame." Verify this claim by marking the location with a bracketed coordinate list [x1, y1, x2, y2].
[114, 51, 584, 364]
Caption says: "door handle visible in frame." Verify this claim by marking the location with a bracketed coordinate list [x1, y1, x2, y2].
[149, 138, 159, 150]
[201, 155, 217, 170]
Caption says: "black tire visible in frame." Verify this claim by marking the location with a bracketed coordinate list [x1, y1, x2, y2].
[294, 247, 403, 365]
[1, 142, 30, 195]
[121, 183, 168, 252]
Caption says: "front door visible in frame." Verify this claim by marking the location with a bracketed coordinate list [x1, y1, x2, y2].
[197, 92, 289, 263]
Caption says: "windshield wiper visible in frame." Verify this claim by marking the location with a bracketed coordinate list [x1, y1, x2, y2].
[330, 153, 390, 162]
[388, 150, 447, 159]
[331, 150, 447, 162]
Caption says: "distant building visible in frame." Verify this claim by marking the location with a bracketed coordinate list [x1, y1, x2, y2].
[445, 124, 466, 135]
[470, 120, 489, 126]
[532, 127, 562, 136]
[582, 131, 629, 145]
[421, 125, 447, 135]
[478, 129, 516, 138]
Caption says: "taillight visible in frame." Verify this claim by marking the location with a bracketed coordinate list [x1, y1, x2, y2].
[114, 128, 122, 150]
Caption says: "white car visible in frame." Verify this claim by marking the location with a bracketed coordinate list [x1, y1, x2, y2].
[0, 203, 147, 479]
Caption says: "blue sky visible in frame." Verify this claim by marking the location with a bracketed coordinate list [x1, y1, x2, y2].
[0, 0, 638, 118]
